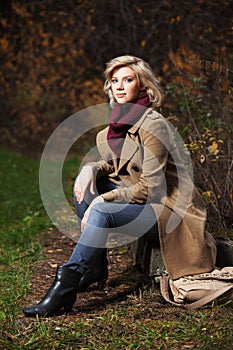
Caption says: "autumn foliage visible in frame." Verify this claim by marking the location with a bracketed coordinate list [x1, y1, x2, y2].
[0, 0, 232, 230]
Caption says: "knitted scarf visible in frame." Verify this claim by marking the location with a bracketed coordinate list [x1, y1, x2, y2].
[107, 94, 151, 157]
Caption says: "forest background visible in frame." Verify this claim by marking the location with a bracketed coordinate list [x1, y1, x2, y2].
[0, 1, 233, 349]
[1, 0, 232, 232]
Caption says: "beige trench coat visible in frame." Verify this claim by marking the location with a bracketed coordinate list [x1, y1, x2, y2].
[88, 108, 216, 279]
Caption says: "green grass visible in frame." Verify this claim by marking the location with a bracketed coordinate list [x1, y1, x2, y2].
[0, 150, 51, 329]
[2, 291, 233, 349]
[0, 149, 233, 350]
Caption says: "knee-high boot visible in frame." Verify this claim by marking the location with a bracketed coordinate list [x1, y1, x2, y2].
[23, 266, 82, 317]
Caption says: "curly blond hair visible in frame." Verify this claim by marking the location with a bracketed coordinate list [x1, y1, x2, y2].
[104, 55, 163, 108]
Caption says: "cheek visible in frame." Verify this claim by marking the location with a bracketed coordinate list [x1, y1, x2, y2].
[111, 86, 116, 95]
[131, 85, 140, 96]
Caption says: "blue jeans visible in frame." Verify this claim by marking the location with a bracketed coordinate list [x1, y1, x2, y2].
[64, 177, 158, 275]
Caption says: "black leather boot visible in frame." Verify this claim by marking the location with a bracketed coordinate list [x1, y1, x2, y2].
[78, 266, 108, 292]
[78, 248, 108, 292]
[23, 266, 82, 317]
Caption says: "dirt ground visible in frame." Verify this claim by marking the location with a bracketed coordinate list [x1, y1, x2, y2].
[24, 231, 163, 316]
[17, 231, 233, 350]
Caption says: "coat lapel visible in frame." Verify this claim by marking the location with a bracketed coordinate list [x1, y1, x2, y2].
[118, 136, 139, 170]
[118, 108, 152, 170]
[96, 127, 118, 170]
[97, 107, 153, 172]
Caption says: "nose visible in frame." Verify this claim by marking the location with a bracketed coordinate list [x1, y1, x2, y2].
[116, 80, 124, 90]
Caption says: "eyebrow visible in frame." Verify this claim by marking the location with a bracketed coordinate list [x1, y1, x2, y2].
[111, 75, 134, 79]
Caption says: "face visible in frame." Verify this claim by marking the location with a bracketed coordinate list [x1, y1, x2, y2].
[110, 66, 142, 104]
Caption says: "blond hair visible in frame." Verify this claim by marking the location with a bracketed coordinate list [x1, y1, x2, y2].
[104, 55, 163, 108]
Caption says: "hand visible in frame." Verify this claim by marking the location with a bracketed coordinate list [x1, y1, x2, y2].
[81, 196, 104, 232]
[74, 165, 96, 204]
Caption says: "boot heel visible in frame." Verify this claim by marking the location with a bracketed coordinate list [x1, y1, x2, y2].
[63, 294, 77, 313]
[64, 303, 74, 313]
[98, 279, 106, 291]
[78, 268, 108, 292]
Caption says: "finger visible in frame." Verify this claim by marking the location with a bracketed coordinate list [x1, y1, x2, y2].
[75, 188, 82, 203]
[74, 180, 84, 203]
[81, 214, 86, 232]
[81, 220, 84, 232]
[81, 213, 87, 232]
[79, 196, 84, 204]
[89, 180, 95, 195]
[74, 179, 80, 197]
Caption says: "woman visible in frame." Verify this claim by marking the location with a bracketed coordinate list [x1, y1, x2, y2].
[23, 55, 216, 317]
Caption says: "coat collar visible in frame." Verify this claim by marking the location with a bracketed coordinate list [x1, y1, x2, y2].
[127, 107, 153, 135]
[97, 107, 154, 172]
[118, 108, 154, 170]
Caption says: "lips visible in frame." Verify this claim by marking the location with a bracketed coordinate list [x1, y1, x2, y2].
[116, 94, 126, 98]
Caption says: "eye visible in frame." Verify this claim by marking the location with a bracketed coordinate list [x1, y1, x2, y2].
[111, 78, 118, 84]
[125, 77, 133, 83]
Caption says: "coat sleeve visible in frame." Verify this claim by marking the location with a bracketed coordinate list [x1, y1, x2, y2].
[102, 117, 171, 203]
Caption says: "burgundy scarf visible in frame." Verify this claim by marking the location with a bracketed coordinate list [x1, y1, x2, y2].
[107, 94, 151, 156]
